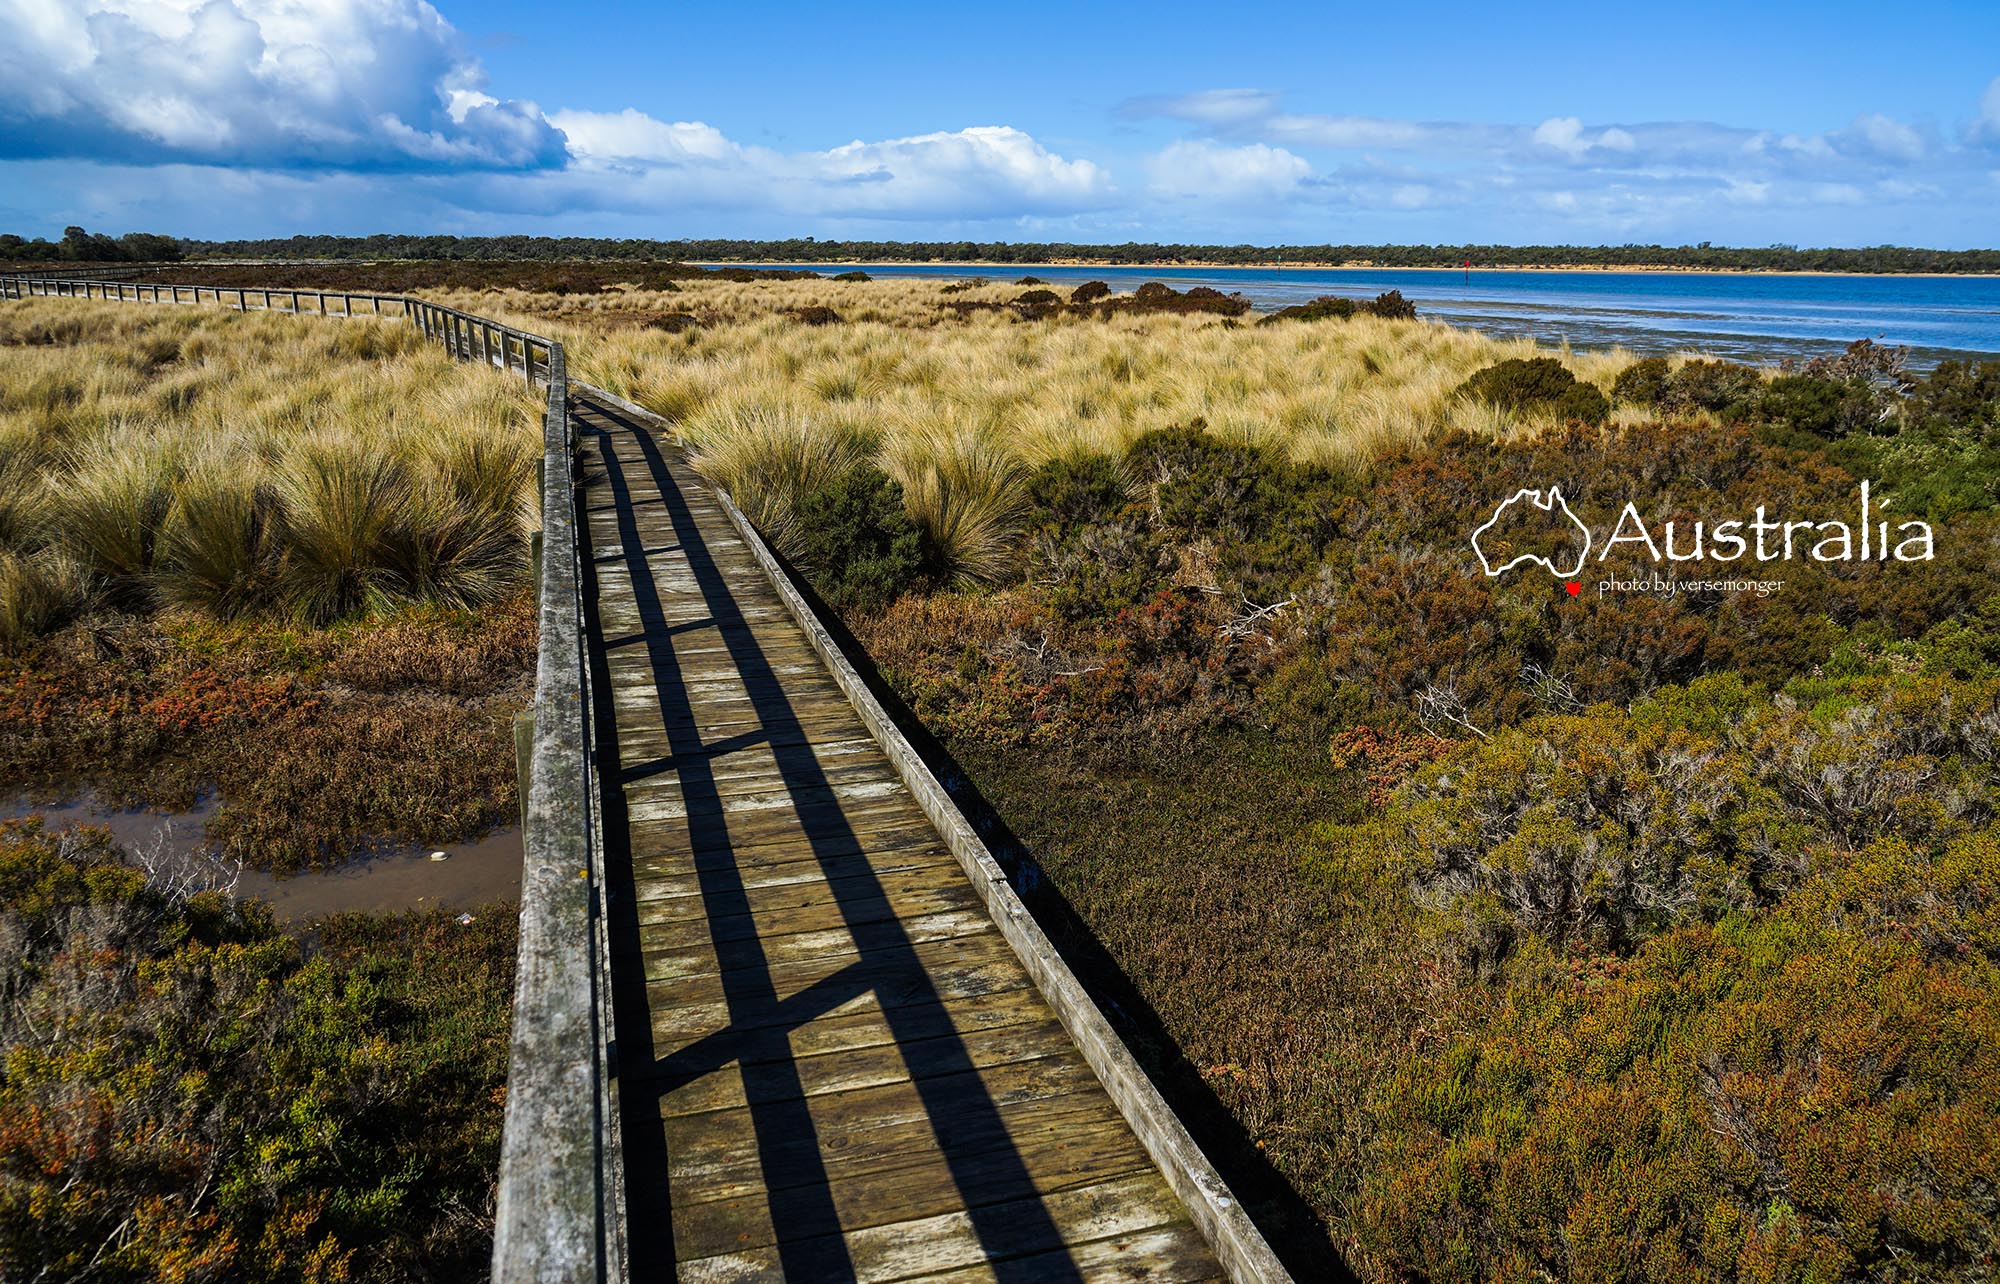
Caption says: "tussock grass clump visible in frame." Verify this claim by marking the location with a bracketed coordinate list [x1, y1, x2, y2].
[0, 301, 540, 646]
[685, 404, 878, 564]
[884, 431, 1029, 587]
[156, 449, 284, 617]
[275, 437, 414, 622]
[392, 433, 538, 611]
[51, 433, 180, 606]
[0, 548, 88, 652]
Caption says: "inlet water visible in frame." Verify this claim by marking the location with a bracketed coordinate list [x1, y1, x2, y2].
[721, 263, 2000, 366]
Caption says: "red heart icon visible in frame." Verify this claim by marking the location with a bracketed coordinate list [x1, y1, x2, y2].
[1565, 582, 1581, 597]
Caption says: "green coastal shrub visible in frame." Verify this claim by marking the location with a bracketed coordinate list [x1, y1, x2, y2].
[1344, 804, 2000, 1284]
[1907, 358, 2000, 431]
[1753, 373, 1882, 438]
[1457, 357, 1609, 424]
[1025, 453, 1130, 539]
[1611, 355, 1672, 405]
[1261, 295, 1357, 324]
[1303, 664, 2000, 1279]
[1458, 356, 1574, 407]
[1365, 289, 1417, 320]
[831, 270, 870, 282]
[1069, 280, 1110, 304]
[1664, 359, 1761, 414]
[1107, 284, 1254, 317]
[790, 465, 928, 613]
[1809, 357, 2000, 517]
[0, 820, 516, 1283]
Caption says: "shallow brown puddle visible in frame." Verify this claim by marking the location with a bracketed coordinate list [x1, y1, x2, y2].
[0, 791, 522, 923]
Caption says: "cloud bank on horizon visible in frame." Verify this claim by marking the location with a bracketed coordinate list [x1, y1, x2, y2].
[1, 0, 1996, 245]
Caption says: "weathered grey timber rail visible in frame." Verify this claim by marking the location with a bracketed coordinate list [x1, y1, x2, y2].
[0, 273, 558, 387]
[4, 279, 1298, 1284]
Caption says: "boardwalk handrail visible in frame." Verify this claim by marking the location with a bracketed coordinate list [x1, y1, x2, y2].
[0, 277, 620, 1282]
[0, 274, 560, 389]
[494, 347, 626, 1284]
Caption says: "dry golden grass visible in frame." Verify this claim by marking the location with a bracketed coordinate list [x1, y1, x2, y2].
[2, 280, 1723, 635]
[408, 275, 1731, 599]
[0, 300, 539, 644]
[420, 276, 1712, 466]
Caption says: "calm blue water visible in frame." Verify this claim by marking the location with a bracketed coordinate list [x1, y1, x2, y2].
[712, 263, 2000, 366]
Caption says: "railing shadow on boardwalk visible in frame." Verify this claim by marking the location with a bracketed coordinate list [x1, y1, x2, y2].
[748, 513, 1356, 1284]
[578, 400, 1092, 1283]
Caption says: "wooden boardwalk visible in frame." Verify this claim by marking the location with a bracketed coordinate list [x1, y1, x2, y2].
[573, 391, 1225, 1283]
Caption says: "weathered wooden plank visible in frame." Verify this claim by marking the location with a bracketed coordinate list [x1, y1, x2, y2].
[624, 776, 909, 823]
[660, 1061, 1117, 1201]
[627, 844, 961, 904]
[892, 1225, 1224, 1284]
[635, 864, 978, 929]
[674, 1172, 1190, 1284]
[659, 984, 1054, 1072]
[638, 906, 996, 985]
[621, 795, 937, 857]
[602, 721, 868, 767]
[625, 736, 883, 785]
[645, 948, 1036, 1044]
[654, 1013, 1082, 1116]
[668, 1118, 1160, 1261]
[625, 817, 944, 871]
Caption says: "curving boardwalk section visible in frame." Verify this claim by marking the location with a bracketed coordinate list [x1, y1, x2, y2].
[573, 391, 1225, 1283]
[0, 276, 1280, 1283]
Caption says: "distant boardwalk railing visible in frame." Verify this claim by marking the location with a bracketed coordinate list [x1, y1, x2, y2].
[0, 274, 622, 1283]
[0, 272, 561, 388]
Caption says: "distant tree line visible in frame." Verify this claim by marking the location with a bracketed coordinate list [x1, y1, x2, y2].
[0, 226, 182, 262]
[166, 234, 2000, 274]
[8, 228, 1997, 273]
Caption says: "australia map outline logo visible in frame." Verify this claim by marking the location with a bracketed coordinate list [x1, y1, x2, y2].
[1471, 486, 1592, 578]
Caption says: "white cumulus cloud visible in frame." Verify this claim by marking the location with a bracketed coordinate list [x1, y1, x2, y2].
[1146, 139, 1310, 201]
[1969, 77, 2000, 146]
[810, 126, 1107, 211]
[0, 0, 566, 169]
[548, 109, 740, 165]
[541, 116, 1110, 221]
[1830, 112, 1928, 163]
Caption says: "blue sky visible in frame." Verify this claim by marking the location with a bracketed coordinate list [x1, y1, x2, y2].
[2, 0, 1998, 247]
